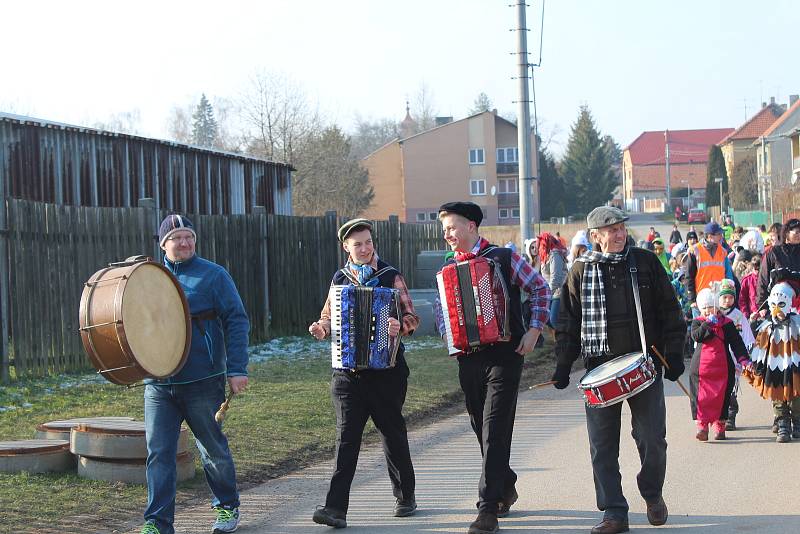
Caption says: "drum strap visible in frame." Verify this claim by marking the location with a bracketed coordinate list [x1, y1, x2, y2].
[192, 310, 218, 336]
[626, 253, 649, 357]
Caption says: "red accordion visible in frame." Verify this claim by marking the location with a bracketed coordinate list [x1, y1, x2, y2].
[436, 254, 510, 355]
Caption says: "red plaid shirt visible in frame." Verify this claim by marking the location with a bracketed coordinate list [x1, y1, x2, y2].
[435, 237, 551, 334]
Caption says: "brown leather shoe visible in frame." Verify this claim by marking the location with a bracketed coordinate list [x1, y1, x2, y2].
[590, 518, 629, 534]
[496, 486, 519, 517]
[467, 511, 498, 534]
[646, 496, 669, 526]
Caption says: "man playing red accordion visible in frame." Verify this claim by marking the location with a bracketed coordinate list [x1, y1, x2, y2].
[435, 201, 550, 534]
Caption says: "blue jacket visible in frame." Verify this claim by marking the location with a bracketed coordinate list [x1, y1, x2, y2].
[146, 254, 250, 385]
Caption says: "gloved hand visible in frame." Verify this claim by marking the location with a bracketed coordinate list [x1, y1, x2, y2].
[663, 359, 685, 382]
[707, 314, 718, 325]
[551, 363, 572, 389]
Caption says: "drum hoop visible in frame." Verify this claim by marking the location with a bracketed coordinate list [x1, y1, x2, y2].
[578, 352, 646, 389]
[115, 261, 191, 379]
[79, 261, 191, 383]
[585, 375, 656, 408]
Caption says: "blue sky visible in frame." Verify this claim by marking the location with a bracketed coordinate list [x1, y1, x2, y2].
[1, 0, 794, 156]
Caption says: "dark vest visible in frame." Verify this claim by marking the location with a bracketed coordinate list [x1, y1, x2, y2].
[330, 259, 407, 369]
[442, 244, 526, 341]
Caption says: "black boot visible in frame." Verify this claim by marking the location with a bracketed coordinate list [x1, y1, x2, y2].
[467, 511, 498, 534]
[776, 416, 792, 443]
[725, 413, 736, 431]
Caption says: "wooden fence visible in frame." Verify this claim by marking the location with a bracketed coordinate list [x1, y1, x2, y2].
[0, 200, 446, 380]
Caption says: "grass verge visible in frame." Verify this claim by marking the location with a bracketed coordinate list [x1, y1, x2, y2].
[0, 336, 554, 533]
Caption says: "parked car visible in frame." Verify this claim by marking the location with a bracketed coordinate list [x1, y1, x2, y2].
[687, 209, 706, 224]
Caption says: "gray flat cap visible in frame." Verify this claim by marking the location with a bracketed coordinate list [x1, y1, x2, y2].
[338, 218, 373, 242]
[587, 206, 629, 229]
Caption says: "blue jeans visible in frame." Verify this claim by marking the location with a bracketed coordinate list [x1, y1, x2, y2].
[144, 375, 239, 534]
[548, 297, 561, 328]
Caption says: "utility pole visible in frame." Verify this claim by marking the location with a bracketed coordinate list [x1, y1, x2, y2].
[514, 1, 537, 241]
[664, 129, 671, 210]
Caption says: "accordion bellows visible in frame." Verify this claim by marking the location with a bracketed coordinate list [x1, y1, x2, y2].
[330, 285, 401, 370]
[436, 256, 510, 355]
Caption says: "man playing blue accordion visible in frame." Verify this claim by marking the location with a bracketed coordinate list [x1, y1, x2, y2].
[435, 202, 550, 534]
[308, 218, 420, 528]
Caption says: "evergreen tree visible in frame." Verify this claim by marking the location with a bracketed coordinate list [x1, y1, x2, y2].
[602, 134, 622, 167]
[469, 92, 493, 115]
[560, 106, 617, 214]
[538, 141, 566, 218]
[191, 93, 218, 147]
[705, 145, 728, 208]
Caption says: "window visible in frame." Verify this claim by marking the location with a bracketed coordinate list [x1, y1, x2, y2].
[498, 178, 518, 193]
[470, 179, 486, 195]
[511, 208, 520, 218]
[428, 212, 437, 221]
[499, 208, 509, 219]
[416, 212, 427, 222]
[469, 148, 485, 165]
[497, 147, 518, 163]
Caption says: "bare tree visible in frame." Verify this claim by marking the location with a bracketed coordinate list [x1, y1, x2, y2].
[350, 114, 399, 160]
[728, 155, 758, 209]
[166, 105, 193, 144]
[93, 109, 142, 135]
[239, 70, 323, 164]
[293, 125, 373, 217]
[409, 82, 437, 134]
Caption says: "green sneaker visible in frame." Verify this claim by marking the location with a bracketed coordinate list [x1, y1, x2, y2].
[140, 522, 161, 534]
[212, 506, 240, 533]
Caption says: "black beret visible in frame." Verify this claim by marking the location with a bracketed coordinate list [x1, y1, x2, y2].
[337, 218, 373, 242]
[438, 201, 483, 226]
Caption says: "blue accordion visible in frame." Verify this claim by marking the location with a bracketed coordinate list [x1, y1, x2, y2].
[329, 285, 401, 370]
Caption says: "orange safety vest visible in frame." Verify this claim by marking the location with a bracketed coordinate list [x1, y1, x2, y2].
[695, 244, 726, 293]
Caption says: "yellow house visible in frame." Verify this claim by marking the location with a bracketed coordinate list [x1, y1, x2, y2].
[362, 110, 538, 226]
[718, 100, 784, 180]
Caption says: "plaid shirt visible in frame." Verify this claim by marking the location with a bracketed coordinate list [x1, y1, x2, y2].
[435, 237, 551, 335]
[318, 253, 419, 337]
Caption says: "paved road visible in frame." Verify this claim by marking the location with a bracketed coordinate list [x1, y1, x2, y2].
[140, 368, 799, 534]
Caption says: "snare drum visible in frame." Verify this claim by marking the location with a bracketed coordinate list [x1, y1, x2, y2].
[578, 352, 656, 408]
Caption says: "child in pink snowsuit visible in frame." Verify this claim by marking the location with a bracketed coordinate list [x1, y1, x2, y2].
[689, 288, 750, 441]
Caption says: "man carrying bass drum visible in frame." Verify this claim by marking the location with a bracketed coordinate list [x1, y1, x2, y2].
[551, 206, 686, 534]
[140, 214, 250, 534]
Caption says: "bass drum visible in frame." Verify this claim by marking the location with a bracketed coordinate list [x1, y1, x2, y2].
[79, 257, 190, 385]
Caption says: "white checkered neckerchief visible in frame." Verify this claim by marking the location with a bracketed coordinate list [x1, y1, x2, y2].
[576, 247, 630, 359]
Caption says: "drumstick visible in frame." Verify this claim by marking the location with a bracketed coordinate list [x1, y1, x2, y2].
[529, 380, 556, 390]
[650, 345, 691, 399]
[215, 391, 235, 423]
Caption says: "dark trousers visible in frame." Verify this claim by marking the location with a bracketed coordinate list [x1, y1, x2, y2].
[325, 366, 415, 513]
[458, 346, 523, 512]
[585, 375, 667, 521]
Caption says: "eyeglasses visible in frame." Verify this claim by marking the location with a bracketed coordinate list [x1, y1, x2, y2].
[166, 235, 195, 244]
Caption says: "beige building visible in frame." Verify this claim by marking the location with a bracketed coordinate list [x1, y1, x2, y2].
[362, 110, 538, 225]
[718, 100, 784, 179]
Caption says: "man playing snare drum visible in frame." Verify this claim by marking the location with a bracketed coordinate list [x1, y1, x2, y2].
[140, 214, 250, 534]
[552, 206, 685, 534]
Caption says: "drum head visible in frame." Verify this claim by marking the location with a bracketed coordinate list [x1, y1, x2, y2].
[121, 264, 188, 378]
[580, 352, 644, 386]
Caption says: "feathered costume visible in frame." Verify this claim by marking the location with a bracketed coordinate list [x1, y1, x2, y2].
[743, 282, 800, 402]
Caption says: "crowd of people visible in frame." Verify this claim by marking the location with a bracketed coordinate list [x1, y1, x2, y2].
[134, 206, 800, 534]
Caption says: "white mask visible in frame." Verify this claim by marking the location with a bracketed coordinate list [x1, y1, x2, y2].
[768, 282, 795, 320]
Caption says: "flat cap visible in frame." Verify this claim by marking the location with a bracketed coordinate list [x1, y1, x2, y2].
[704, 221, 722, 235]
[438, 201, 483, 226]
[586, 206, 629, 229]
[338, 218, 373, 242]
